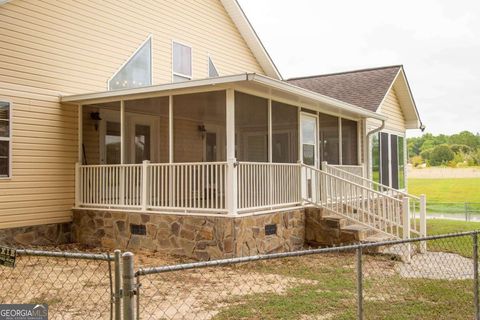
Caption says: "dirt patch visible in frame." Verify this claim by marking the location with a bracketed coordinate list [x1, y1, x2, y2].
[139, 267, 316, 320]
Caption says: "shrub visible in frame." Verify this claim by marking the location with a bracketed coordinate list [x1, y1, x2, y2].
[429, 145, 455, 166]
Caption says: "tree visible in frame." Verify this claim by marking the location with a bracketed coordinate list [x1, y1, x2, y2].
[429, 145, 454, 166]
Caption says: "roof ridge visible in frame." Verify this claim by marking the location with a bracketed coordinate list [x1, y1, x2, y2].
[287, 65, 403, 81]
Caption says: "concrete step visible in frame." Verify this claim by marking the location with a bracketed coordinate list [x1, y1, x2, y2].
[340, 224, 372, 242]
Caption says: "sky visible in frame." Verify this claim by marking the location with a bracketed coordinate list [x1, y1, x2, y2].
[238, 0, 480, 137]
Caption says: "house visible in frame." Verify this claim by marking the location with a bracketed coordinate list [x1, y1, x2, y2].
[0, 0, 425, 259]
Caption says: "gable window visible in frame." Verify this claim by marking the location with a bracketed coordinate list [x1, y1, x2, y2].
[208, 57, 219, 77]
[108, 37, 152, 90]
[0, 101, 11, 178]
[172, 41, 192, 82]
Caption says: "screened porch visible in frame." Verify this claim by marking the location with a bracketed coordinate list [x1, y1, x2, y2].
[71, 78, 367, 215]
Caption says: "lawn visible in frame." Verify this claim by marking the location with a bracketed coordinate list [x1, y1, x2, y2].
[408, 178, 480, 202]
[213, 249, 473, 319]
[408, 178, 480, 213]
[213, 219, 479, 320]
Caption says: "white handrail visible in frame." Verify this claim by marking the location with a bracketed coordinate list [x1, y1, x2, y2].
[302, 164, 409, 239]
[322, 162, 420, 200]
[322, 162, 426, 238]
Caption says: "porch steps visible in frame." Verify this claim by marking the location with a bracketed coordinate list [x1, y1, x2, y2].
[305, 208, 395, 248]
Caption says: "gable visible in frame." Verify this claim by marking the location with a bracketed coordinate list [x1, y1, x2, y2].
[378, 87, 406, 132]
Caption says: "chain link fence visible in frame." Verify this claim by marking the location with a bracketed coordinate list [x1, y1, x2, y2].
[1, 232, 480, 319]
[135, 232, 480, 320]
[426, 202, 480, 221]
[0, 247, 115, 319]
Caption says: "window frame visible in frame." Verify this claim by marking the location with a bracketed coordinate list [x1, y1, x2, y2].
[172, 40, 193, 81]
[107, 35, 153, 91]
[0, 101, 12, 179]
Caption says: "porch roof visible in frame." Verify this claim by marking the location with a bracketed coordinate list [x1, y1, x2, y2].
[61, 73, 386, 121]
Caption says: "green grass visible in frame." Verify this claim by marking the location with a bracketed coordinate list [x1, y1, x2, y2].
[212, 251, 473, 320]
[408, 178, 480, 203]
[408, 178, 480, 213]
[424, 219, 480, 258]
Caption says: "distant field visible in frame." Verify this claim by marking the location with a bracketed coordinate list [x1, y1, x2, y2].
[408, 177, 480, 214]
[408, 178, 480, 203]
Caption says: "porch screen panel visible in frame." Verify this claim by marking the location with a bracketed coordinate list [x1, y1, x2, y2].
[235, 92, 268, 162]
[371, 133, 380, 183]
[380, 132, 389, 186]
[391, 134, 399, 189]
[398, 136, 405, 189]
[82, 101, 121, 165]
[125, 97, 169, 164]
[272, 101, 298, 163]
[173, 91, 226, 162]
[341, 118, 358, 165]
[318, 113, 339, 165]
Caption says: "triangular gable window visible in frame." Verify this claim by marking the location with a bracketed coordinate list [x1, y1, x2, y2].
[208, 57, 219, 78]
[109, 37, 152, 90]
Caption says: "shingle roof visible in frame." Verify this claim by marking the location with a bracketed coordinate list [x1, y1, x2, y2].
[287, 65, 402, 112]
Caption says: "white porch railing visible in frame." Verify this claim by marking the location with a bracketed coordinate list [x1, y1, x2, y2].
[237, 162, 302, 213]
[148, 162, 227, 212]
[302, 164, 410, 239]
[77, 164, 143, 208]
[75, 161, 425, 242]
[322, 162, 426, 239]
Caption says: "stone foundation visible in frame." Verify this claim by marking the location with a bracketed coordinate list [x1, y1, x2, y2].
[72, 209, 305, 260]
[0, 223, 72, 246]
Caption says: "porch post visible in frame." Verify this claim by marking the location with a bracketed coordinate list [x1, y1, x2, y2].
[120, 100, 125, 205]
[168, 96, 173, 206]
[120, 100, 125, 164]
[226, 89, 237, 215]
[78, 104, 83, 163]
[168, 95, 173, 164]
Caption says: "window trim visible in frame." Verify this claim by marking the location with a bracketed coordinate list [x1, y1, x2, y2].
[171, 40, 193, 81]
[107, 35, 153, 90]
[0, 101, 12, 179]
[207, 55, 219, 78]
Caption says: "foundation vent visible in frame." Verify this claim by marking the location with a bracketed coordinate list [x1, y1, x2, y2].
[265, 224, 277, 236]
[130, 224, 146, 236]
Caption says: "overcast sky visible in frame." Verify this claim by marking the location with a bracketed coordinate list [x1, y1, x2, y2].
[238, 0, 480, 137]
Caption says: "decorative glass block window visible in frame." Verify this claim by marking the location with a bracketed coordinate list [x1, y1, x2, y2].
[108, 37, 152, 90]
[208, 57, 219, 77]
[0, 101, 11, 178]
[172, 41, 192, 82]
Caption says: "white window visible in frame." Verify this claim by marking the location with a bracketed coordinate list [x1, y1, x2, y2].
[0, 101, 11, 178]
[109, 37, 152, 90]
[172, 41, 192, 82]
[208, 56, 219, 77]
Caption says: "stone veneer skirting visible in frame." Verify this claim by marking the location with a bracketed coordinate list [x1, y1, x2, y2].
[0, 223, 72, 246]
[72, 209, 305, 260]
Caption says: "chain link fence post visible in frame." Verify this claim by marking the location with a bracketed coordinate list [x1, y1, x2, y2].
[356, 246, 363, 320]
[122, 252, 135, 320]
[473, 233, 479, 319]
[114, 250, 122, 320]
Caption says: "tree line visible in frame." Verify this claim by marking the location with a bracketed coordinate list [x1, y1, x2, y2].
[407, 131, 480, 167]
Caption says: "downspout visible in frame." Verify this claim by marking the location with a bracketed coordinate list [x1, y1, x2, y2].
[365, 119, 385, 179]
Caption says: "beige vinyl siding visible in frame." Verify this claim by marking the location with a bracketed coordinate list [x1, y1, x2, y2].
[0, 0, 265, 229]
[378, 87, 406, 133]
